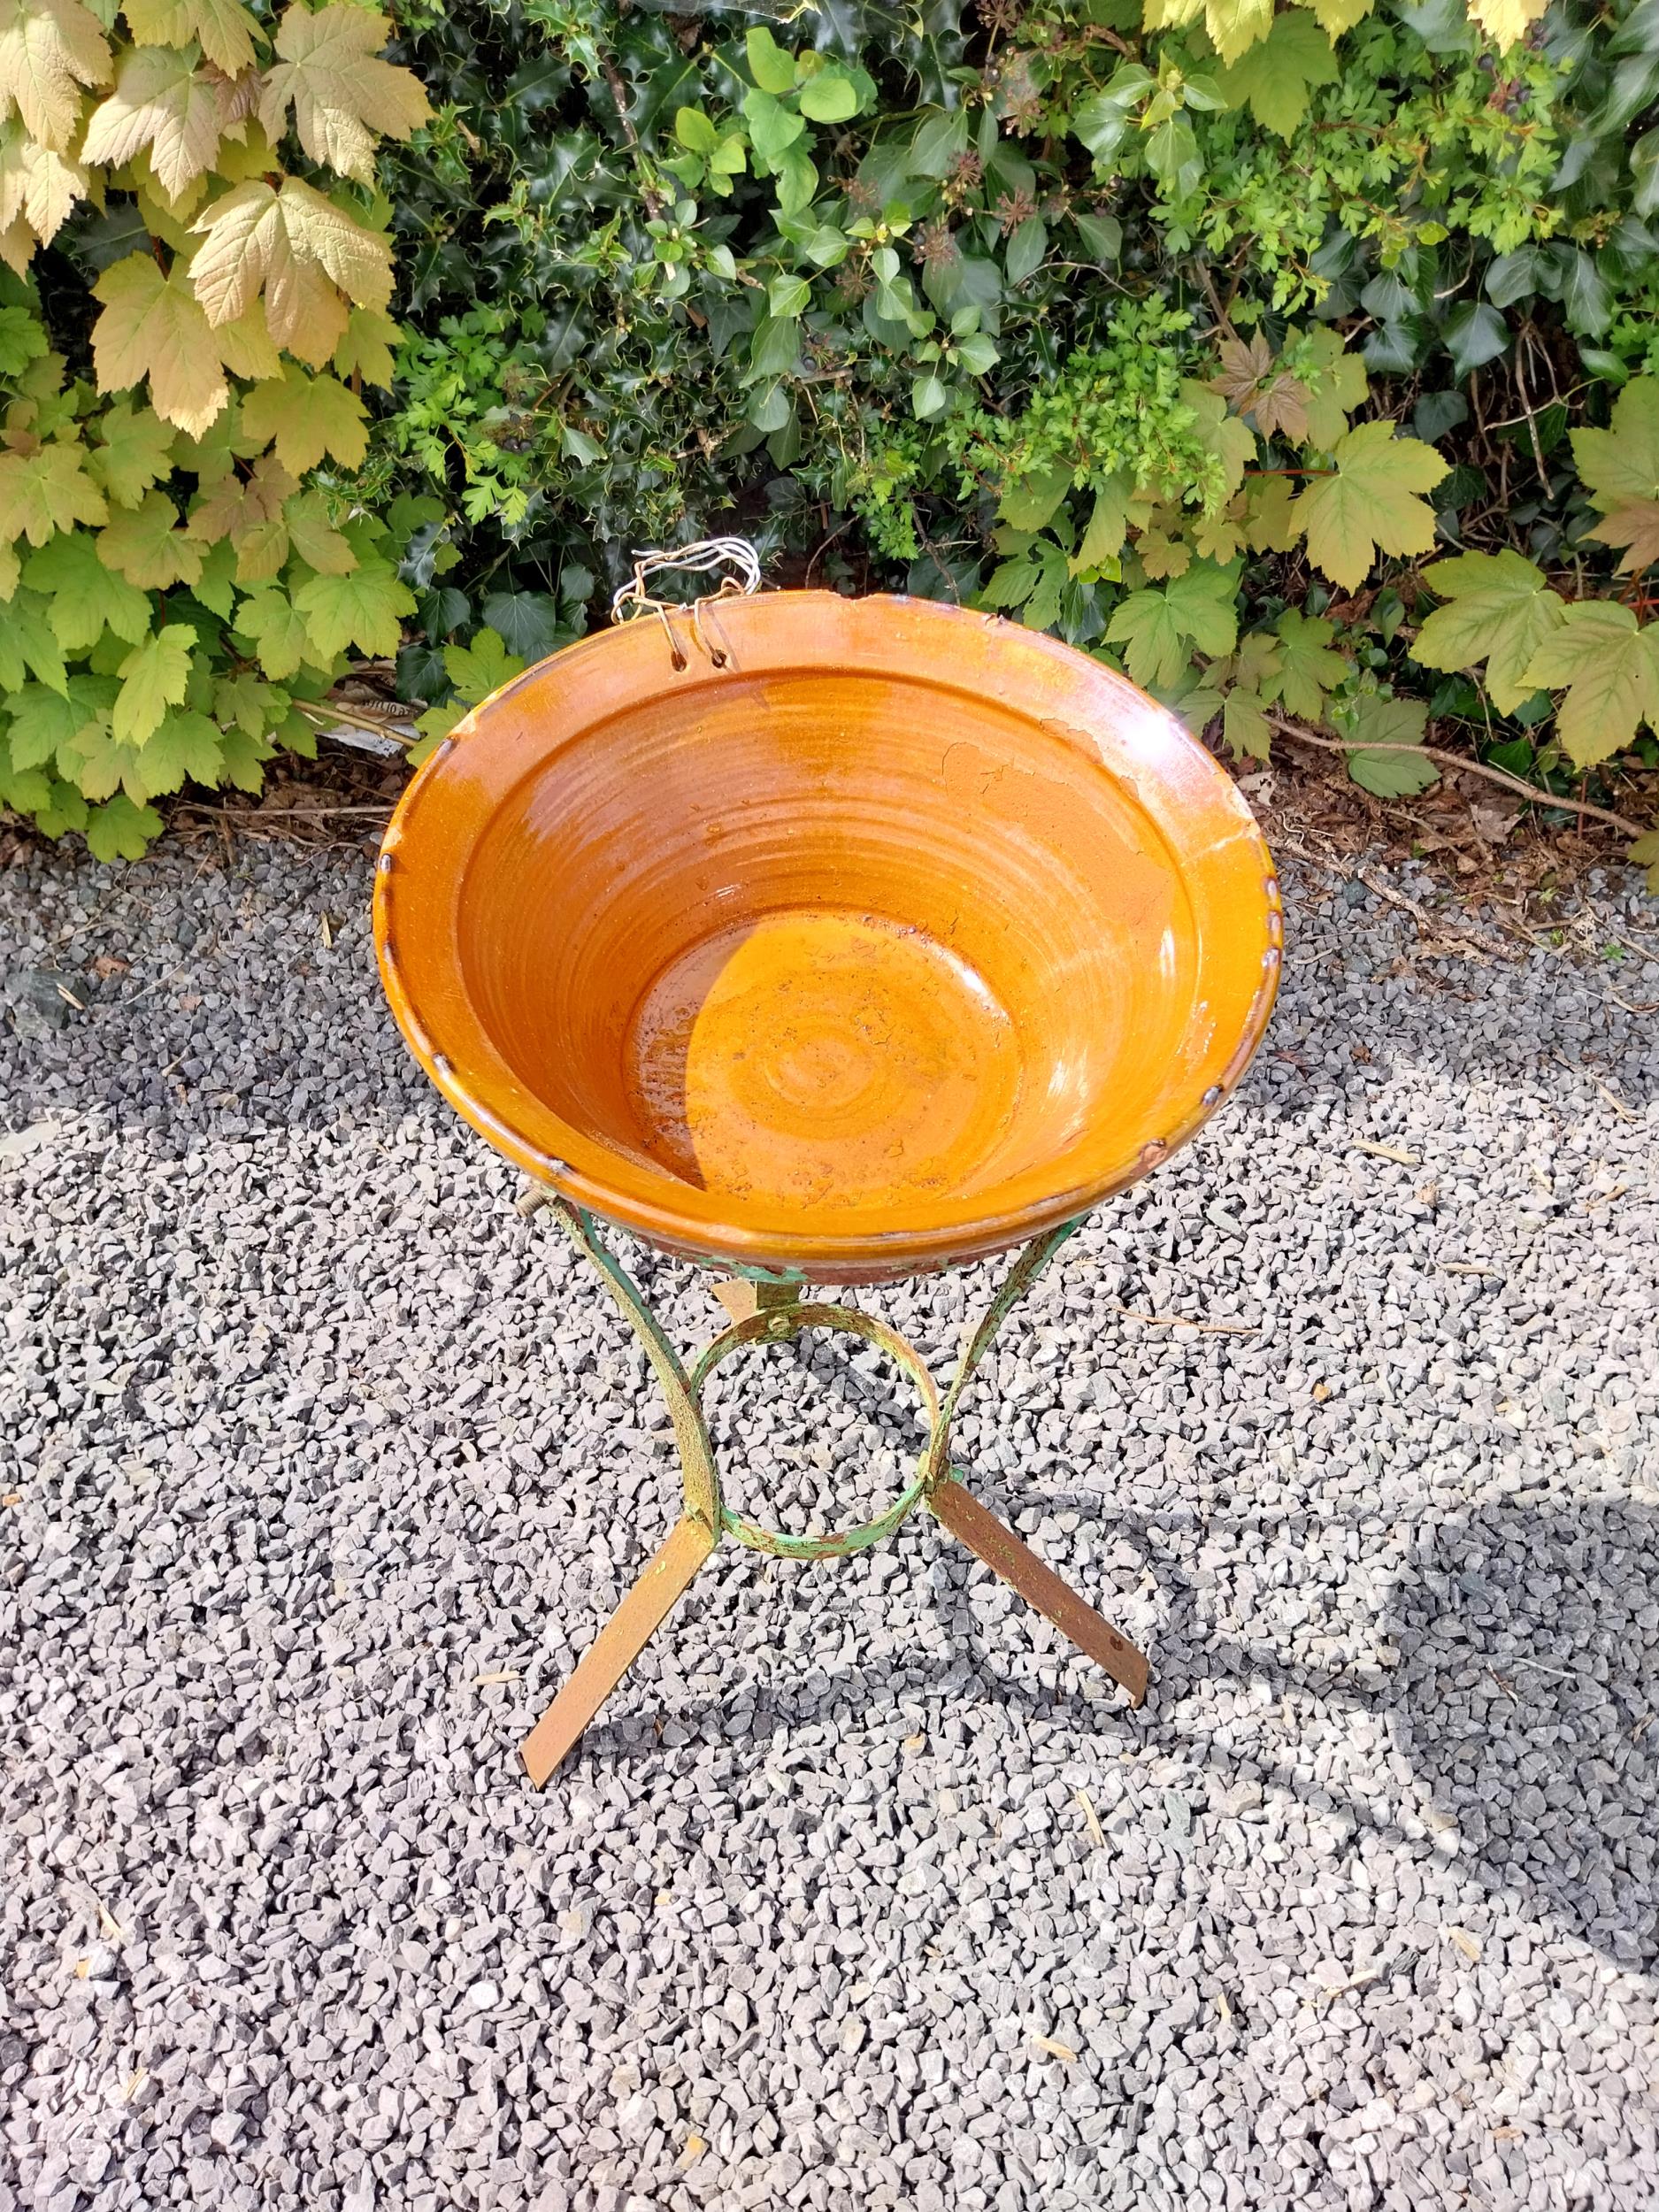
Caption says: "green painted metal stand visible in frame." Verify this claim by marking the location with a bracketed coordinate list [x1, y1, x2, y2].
[518, 1190, 1148, 1787]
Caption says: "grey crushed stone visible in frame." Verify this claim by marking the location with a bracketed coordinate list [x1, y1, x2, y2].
[1, 833, 1656, 2212]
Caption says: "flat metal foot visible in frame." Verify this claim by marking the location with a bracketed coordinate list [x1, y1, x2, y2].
[520, 1515, 718, 1787]
[929, 1478, 1148, 1706]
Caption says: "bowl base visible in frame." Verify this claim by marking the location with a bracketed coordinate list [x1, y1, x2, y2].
[624, 907, 1022, 1215]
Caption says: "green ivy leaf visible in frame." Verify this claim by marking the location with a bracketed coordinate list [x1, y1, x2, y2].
[798, 70, 858, 124]
[1344, 694, 1437, 795]
[745, 26, 798, 95]
[743, 88, 806, 164]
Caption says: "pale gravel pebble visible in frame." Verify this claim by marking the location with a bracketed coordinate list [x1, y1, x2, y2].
[0, 836, 1656, 2212]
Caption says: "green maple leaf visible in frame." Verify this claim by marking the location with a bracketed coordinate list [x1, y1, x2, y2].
[1222, 687, 1272, 761]
[284, 490, 354, 575]
[1107, 561, 1240, 688]
[0, 588, 69, 694]
[1522, 601, 1659, 770]
[234, 588, 319, 680]
[113, 622, 196, 746]
[332, 306, 400, 390]
[23, 530, 152, 650]
[258, 4, 431, 184]
[1071, 476, 1132, 576]
[84, 792, 164, 863]
[98, 489, 204, 590]
[193, 537, 239, 618]
[3, 680, 101, 772]
[294, 556, 414, 659]
[91, 254, 228, 439]
[135, 708, 223, 794]
[442, 626, 526, 704]
[1180, 382, 1255, 500]
[59, 722, 149, 803]
[1294, 327, 1368, 448]
[85, 402, 177, 509]
[1293, 422, 1448, 593]
[213, 672, 288, 737]
[1271, 609, 1348, 721]
[0, 441, 110, 547]
[1409, 550, 1564, 714]
[1217, 12, 1338, 137]
[217, 723, 274, 792]
[1571, 376, 1659, 576]
[1344, 694, 1437, 796]
[241, 368, 369, 473]
[0, 304, 49, 379]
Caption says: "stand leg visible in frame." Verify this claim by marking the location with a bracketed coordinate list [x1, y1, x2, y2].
[520, 1515, 718, 1787]
[929, 1479, 1148, 1705]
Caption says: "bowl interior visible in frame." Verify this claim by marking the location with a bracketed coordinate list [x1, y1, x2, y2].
[377, 593, 1279, 1277]
[459, 666, 1196, 1225]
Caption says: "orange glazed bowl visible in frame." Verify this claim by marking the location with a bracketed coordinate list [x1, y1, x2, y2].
[374, 591, 1281, 1284]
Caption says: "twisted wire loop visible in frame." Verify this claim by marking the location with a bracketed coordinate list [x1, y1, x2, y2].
[523, 1191, 1077, 1560]
[610, 537, 762, 669]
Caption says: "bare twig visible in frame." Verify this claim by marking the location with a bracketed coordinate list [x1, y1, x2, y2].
[1266, 713, 1647, 841]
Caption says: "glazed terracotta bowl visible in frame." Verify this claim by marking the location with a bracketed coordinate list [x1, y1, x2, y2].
[374, 590, 1280, 1283]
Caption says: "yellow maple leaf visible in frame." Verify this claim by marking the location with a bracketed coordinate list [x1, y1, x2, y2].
[0, 0, 112, 153]
[82, 46, 227, 200]
[1293, 421, 1448, 591]
[258, 4, 430, 185]
[121, 0, 263, 79]
[91, 250, 228, 437]
[1465, 0, 1548, 49]
[0, 213, 32, 275]
[188, 176, 392, 357]
[20, 139, 84, 243]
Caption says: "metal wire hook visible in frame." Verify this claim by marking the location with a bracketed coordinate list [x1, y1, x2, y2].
[611, 537, 761, 669]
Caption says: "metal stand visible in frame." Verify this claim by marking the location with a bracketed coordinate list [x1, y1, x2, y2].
[517, 1192, 1148, 1787]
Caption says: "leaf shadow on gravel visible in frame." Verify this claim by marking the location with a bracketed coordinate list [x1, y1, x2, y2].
[1138, 1494, 1659, 1974]
[584, 1443, 1658, 1978]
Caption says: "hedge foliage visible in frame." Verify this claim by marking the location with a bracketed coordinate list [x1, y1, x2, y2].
[2, 0, 1657, 879]
[0, 0, 432, 856]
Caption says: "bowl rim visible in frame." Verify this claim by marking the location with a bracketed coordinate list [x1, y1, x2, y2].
[374, 588, 1281, 1278]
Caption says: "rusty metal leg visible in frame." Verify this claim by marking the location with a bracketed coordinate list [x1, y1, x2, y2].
[520, 1516, 718, 1787]
[928, 1479, 1148, 1705]
[518, 1192, 727, 1786]
[920, 1221, 1148, 1707]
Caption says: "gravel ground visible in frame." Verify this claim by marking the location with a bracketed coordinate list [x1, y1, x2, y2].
[2, 830, 1657, 2212]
